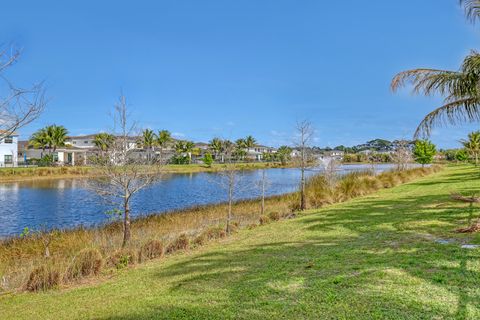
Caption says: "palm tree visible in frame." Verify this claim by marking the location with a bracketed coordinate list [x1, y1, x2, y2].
[46, 125, 68, 152]
[245, 135, 256, 149]
[184, 140, 195, 163]
[29, 128, 49, 155]
[142, 129, 156, 150]
[156, 130, 172, 161]
[141, 129, 157, 161]
[174, 140, 195, 163]
[209, 138, 223, 161]
[391, 51, 480, 138]
[462, 0, 480, 23]
[391, 2, 480, 138]
[461, 131, 480, 165]
[222, 139, 234, 162]
[276, 145, 292, 165]
[235, 138, 247, 161]
[93, 133, 115, 152]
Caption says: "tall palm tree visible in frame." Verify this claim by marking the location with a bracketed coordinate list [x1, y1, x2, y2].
[209, 137, 223, 161]
[391, 1, 480, 138]
[141, 129, 157, 161]
[391, 51, 480, 138]
[461, 131, 480, 165]
[235, 138, 247, 160]
[45, 125, 68, 152]
[156, 130, 172, 161]
[93, 133, 115, 152]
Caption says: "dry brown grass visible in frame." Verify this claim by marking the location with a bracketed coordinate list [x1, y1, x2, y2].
[138, 240, 164, 263]
[64, 248, 103, 281]
[0, 165, 441, 293]
[25, 264, 61, 292]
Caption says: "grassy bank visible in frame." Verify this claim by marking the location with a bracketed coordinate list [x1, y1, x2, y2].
[3, 165, 478, 319]
[0, 166, 441, 295]
[0, 162, 289, 182]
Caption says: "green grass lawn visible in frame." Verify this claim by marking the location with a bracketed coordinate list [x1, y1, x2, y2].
[1, 165, 479, 319]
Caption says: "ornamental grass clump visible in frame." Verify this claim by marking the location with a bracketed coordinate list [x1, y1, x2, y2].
[138, 240, 164, 262]
[25, 264, 61, 292]
[65, 248, 103, 281]
[166, 234, 190, 254]
[107, 248, 137, 269]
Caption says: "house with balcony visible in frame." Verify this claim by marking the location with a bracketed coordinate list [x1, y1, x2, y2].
[0, 131, 19, 167]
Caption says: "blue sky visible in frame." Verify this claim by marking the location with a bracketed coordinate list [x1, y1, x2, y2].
[1, 0, 478, 148]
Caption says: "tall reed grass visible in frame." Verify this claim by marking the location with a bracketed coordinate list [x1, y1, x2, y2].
[0, 165, 441, 292]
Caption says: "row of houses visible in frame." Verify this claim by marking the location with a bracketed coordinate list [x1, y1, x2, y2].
[0, 133, 278, 167]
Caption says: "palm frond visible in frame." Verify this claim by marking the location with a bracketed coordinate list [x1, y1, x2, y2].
[414, 97, 480, 138]
[391, 69, 464, 96]
[461, 0, 480, 23]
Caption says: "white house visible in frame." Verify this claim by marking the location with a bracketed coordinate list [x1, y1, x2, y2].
[0, 132, 19, 167]
[65, 134, 98, 149]
[246, 145, 276, 161]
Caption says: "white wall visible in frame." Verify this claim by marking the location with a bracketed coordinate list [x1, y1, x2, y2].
[66, 137, 96, 149]
[0, 135, 18, 167]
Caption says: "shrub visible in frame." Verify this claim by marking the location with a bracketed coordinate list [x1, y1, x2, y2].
[138, 240, 164, 262]
[166, 234, 190, 254]
[65, 248, 103, 281]
[25, 265, 61, 292]
[205, 226, 227, 240]
[202, 153, 213, 167]
[268, 211, 281, 221]
[194, 226, 228, 246]
[107, 249, 137, 269]
[259, 215, 271, 225]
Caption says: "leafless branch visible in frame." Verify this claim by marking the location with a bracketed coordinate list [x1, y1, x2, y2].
[0, 45, 46, 139]
[87, 93, 165, 247]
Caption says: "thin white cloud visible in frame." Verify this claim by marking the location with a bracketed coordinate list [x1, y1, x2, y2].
[172, 132, 186, 138]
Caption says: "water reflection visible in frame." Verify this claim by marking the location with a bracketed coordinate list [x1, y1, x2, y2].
[0, 164, 401, 237]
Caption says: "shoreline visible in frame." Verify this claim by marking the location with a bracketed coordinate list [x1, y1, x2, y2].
[0, 162, 294, 183]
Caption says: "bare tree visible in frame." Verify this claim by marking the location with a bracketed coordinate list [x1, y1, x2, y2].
[88, 94, 164, 247]
[0, 45, 46, 139]
[392, 140, 412, 171]
[255, 169, 271, 216]
[211, 141, 247, 234]
[322, 157, 339, 188]
[294, 120, 315, 211]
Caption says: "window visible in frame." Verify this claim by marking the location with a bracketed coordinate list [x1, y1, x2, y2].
[84, 140, 89, 144]
[4, 155, 12, 164]
[3, 136, 13, 144]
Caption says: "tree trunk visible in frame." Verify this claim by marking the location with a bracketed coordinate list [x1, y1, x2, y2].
[300, 167, 306, 210]
[261, 170, 265, 215]
[122, 198, 131, 247]
[226, 175, 233, 234]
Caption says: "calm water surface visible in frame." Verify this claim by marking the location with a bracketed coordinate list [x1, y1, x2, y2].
[0, 164, 399, 237]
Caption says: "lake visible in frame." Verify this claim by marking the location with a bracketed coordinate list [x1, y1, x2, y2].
[0, 164, 400, 237]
